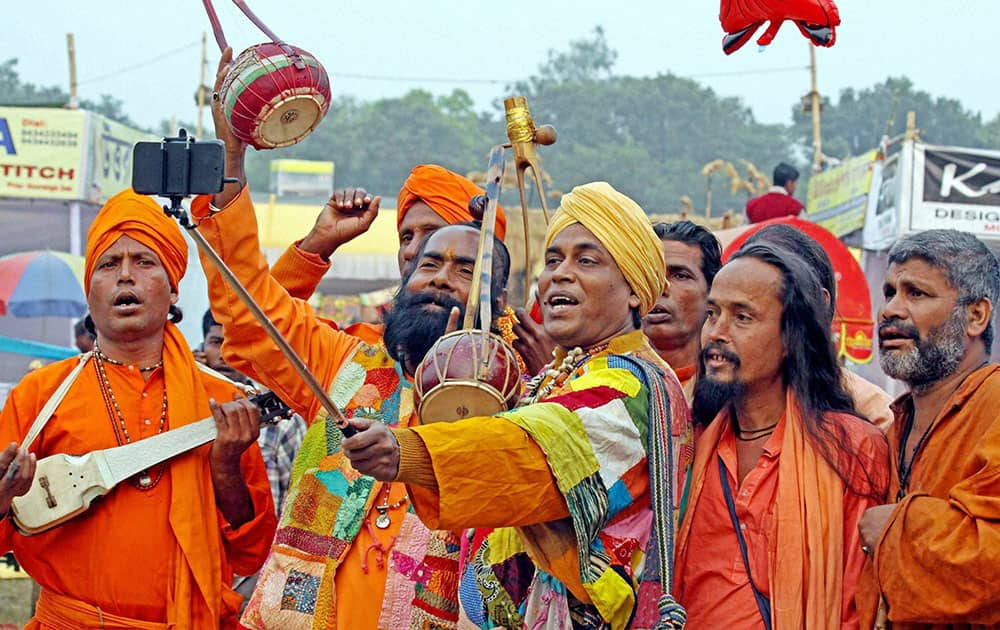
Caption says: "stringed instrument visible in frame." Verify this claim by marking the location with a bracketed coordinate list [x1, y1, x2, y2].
[413, 97, 556, 423]
[10, 391, 291, 536]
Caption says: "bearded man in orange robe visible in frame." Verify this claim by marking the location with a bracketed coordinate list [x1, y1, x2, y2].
[0, 190, 276, 628]
[676, 241, 889, 629]
[858, 229, 1000, 628]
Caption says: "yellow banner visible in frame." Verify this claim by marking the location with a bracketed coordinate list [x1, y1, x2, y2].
[0, 107, 87, 200]
[805, 150, 878, 237]
[89, 114, 155, 201]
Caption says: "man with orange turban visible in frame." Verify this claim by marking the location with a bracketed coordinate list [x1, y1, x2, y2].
[0, 188, 276, 628]
[270, 163, 506, 301]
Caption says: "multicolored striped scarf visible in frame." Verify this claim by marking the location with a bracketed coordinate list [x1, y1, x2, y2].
[457, 331, 692, 629]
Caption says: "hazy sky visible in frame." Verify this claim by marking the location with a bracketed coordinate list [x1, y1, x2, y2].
[3, 1, 998, 132]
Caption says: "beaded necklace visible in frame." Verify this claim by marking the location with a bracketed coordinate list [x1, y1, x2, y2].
[520, 343, 609, 405]
[93, 345, 168, 490]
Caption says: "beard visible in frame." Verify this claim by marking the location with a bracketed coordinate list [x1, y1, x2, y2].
[879, 307, 966, 393]
[691, 342, 747, 426]
[383, 290, 467, 373]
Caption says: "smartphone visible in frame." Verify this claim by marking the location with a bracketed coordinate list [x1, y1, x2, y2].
[132, 130, 226, 197]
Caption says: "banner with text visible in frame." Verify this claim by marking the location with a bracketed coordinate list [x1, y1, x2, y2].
[0, 107, 88, 200]
[89, 114, 156, 202]
[910, 144, 1000, 240]
[805, 150, 879, 237]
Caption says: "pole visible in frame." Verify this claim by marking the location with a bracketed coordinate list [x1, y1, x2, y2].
[197, 32, 207, 138]
[705, 177, 712, 219]
[66, 34, 79, 109]
[809, 45, 822, 171]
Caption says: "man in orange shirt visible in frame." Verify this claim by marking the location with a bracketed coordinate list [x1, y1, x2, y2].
[643, 220, 722, 400]
[676, 241, 889, 629]
[197, 48, 515, 629]
[0, 189, 276, 628]
[857, 229, 1000, 628]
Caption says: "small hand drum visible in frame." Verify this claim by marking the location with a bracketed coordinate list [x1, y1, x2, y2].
[414, 330, 522, 423]
[220, 42, 331, 149]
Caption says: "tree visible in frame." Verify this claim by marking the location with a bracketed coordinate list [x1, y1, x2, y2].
[0, 58, 142, 128]
[243, 89, 494, 195]
[502, 28, 792, 214]
[793, 77, 991, 160]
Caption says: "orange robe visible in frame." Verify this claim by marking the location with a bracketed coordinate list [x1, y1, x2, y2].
[0, 345, 275, 628]
[194, 188, 427, 629]
[269, 239, 385, 345]
[676, 392, 889, 629]
[858, 364, 1000, 629]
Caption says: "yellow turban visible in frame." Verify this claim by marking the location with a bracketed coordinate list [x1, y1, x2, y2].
[545, 182, 665, 316]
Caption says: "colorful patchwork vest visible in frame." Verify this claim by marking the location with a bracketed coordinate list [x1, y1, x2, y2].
[241, 340, 461, 630]
[455, 333, 692, 630]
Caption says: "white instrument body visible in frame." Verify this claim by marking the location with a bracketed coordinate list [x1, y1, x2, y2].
[11, 416, 219, 535]
[10, 391, 290, 535]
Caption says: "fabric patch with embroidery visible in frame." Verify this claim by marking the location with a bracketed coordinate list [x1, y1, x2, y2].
[281, 569, 321, 614]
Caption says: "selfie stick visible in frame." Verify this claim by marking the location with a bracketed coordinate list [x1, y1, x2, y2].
[160, 195, 357, 438]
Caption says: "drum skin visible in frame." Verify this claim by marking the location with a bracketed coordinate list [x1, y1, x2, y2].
[414, 330, 522, 424]
[220, 42, 331, 149]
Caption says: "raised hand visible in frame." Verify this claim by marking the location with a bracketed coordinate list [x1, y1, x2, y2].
[210, 47, 247, 208]
[298, 188, 381, 260]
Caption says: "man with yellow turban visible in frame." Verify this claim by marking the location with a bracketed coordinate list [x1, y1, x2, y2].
[0, 189, 276, 628]
[343, 181, 693, 629]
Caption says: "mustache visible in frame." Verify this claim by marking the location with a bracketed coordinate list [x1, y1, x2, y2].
[404, 291, 466, 311]
[700, 341, 741, 367]
[878, 318, 920, 341]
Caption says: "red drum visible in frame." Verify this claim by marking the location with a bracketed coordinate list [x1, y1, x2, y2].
[414, 330, 522, 424]
[220, 43, 331, 149]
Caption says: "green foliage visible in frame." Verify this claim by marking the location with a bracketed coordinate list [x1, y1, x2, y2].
[793, 77, 991, 159]
[6, 34, 1000, 218]
[1, 58, 144, 128]
[244, 89, 494, 197]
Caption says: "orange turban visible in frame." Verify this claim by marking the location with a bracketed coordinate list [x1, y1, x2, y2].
[396, 164, 507, 241]
[84, 189, 188, 295]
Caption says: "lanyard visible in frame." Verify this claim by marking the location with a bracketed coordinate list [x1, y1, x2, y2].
[895, 408, 934, 501]
[718, 456, 772, 630]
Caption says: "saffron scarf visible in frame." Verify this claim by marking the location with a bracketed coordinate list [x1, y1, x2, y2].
[676, 389, 844, 629]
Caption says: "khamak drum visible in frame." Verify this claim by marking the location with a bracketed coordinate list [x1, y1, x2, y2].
[414, 330, 522, 423]
[203, 0, 331, 149]
[220, 43, 331, 149]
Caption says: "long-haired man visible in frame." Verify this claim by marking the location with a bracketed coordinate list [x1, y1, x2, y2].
[676, 242, 889, 629]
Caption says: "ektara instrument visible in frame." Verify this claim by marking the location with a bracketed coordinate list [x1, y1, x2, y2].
[10, 392, 291, 536]
[414, 146, 522, 422]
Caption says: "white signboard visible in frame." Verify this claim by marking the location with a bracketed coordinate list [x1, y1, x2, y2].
[910, 143, 1000, 240]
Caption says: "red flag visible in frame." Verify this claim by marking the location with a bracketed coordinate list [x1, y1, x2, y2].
[720, 0, 841, 54]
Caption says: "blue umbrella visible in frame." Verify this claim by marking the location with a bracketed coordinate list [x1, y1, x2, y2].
[0, 251, 87, 318]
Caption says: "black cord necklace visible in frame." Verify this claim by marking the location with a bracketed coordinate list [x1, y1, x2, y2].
[895, 407, 931, 501]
